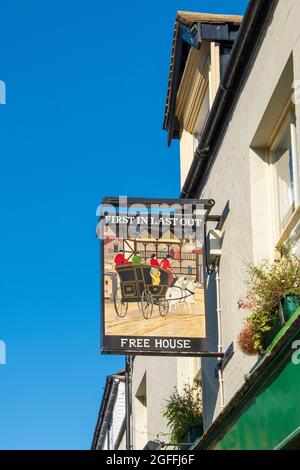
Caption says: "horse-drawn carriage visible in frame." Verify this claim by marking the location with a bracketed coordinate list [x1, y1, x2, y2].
[114, 264, 170, 320]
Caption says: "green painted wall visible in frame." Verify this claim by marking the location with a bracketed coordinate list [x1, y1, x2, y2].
[215, 330, 300, 450]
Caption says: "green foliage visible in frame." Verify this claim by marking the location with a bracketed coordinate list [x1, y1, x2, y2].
[247, 309, 275, 352]
[238, 244, 300, 353]
[163, 385, 203, 444]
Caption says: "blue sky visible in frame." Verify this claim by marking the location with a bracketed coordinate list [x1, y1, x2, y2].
[0, 0, 247, 449]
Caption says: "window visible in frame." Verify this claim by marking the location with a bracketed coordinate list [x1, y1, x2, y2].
[134, 373, 147, 449]
[290, 219, 300, 258]
[270, 108, 299, 238]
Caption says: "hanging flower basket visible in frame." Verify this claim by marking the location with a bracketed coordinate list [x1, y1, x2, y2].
[263, 295, 300, 348]
[237, 244, 300, 355]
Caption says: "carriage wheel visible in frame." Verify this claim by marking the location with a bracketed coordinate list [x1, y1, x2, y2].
[114, 287, 128, 318]
[159, 298, 169, 317]
[141, 289, 153, 320]
[137, 302, 142, 311]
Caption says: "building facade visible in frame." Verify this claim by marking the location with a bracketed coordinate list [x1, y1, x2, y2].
[92, 370, 126, 450]
[95, 0, 300, 451]
[164, 0, 300, 450]
[126, 11, 245, 451]
[131, 356, 201, 449]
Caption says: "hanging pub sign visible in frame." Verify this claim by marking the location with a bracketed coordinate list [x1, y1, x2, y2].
[96, 196, 214, 356]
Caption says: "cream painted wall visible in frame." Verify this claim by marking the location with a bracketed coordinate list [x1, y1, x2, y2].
[197, 0, 300, 428]
[180, 130, 195, 188]
[178, 41, 220, 190]
[208, 42, 220, 107]
[131, 356, 200, 449]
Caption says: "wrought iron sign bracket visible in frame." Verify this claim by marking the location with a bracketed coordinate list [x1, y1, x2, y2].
[204, 201, 230, 275]
[214, 342, 234, 377]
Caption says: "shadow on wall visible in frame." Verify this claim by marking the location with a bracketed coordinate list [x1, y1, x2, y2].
[201, 272, 219, 430]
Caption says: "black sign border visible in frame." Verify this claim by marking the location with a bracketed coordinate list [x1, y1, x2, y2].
[100, 197, 215, 357]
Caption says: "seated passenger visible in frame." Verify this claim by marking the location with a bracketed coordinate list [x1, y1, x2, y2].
[160, 255, 174, 285]
[114, 249, 129, 265]
[150, 253, 159, 267]
[150, 267, 161, 286]
[132, 251, 143, 265]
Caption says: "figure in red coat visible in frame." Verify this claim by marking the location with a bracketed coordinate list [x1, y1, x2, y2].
[160, 255, 174, 285]
[114, 250, 128, 265]
[150, 253, 159, 267]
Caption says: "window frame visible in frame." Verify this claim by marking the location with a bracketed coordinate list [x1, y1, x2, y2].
[268, 101, 300, 247]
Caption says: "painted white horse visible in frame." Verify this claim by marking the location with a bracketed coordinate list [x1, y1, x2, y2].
[166, 277, 200, 313]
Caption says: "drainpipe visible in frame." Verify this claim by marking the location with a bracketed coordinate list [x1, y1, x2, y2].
[125, 355, 132, 450]
[215, 261, 225, 410]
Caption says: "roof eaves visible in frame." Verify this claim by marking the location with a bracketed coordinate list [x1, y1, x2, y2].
[163, 11, 244, 140]
[163, 19, 180, 132]
[176, 11, 243, 27]
[91, 369, 125, 450]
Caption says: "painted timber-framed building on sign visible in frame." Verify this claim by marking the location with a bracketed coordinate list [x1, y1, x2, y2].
[164, 0, 300, 450]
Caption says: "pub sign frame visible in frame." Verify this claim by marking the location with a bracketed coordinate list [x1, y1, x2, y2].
[98, 197, 215, 357]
